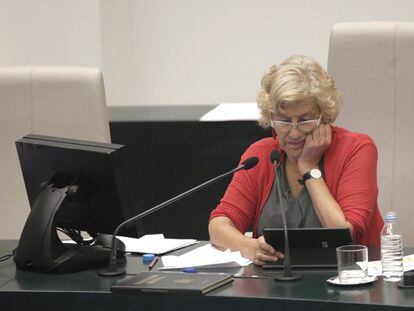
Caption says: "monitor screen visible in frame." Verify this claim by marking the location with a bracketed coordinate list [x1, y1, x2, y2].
[14, 134, 141, 273]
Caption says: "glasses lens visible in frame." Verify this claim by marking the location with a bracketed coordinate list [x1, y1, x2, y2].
[298, 121, 317, 133]
[272, 116, 320, 133]
[275, 122, 291, 131]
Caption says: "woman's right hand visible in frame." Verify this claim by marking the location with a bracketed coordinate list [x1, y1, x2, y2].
[244, 236, 284, 266]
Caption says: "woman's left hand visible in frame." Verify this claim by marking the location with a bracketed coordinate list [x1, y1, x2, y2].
[297, 124, 332, 175]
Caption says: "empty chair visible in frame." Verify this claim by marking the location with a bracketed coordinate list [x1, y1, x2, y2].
[0, 67, 110, 238]
[328, 22, 414, 246]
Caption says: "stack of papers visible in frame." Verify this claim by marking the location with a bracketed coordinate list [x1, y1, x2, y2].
[200, 103, 260, 121]
[366, 253, 414, 276]
[160, 243, 252, 269]
[117, 234, 198, 255]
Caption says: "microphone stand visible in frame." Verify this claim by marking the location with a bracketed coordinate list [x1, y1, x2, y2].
[271, 152, 302, 281]
[98, 158, 258, 277]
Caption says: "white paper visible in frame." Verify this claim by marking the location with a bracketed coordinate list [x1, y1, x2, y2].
[365, 253, 414, 277]
[117, 234, 198, 255]
[200, 103, 260, 121]
[160, 243, 252, 269]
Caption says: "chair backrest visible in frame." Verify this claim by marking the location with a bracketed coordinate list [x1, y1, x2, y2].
[328, 22, 414, 246]
[0, 66, 110, 238]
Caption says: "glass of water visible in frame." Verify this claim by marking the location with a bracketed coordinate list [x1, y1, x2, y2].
[336, 245, 368, 284]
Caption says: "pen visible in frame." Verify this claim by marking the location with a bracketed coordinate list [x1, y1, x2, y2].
[148, 256, 159, 271]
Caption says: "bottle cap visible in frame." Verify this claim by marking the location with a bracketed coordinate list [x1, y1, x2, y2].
[385, 211, 397, 221]
[143, 253, 155, 264]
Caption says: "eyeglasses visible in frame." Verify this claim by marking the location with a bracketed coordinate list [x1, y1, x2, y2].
[270, 115, 322, 133]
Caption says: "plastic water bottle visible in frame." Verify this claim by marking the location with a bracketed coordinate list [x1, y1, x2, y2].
[381, 211, 404, 282]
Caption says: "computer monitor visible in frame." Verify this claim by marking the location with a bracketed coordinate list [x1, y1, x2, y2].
[14, 134, 141, 273]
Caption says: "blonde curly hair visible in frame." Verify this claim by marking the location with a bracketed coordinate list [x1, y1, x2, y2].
[257, 55, 342, 128]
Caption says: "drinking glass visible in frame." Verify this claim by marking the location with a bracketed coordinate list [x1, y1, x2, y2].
[336, 245, 368, 284]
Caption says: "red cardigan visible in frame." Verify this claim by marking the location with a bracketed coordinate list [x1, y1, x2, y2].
[210, 126, 384, 246]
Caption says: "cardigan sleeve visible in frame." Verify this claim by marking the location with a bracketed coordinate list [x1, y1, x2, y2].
[335, 137, 379, 242]
[209, 148, 261, 234]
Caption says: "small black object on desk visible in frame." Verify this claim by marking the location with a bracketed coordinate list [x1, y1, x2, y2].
[398, 270, 414, 289]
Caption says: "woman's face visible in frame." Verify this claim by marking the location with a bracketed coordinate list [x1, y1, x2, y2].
[271, 102, 321, 162]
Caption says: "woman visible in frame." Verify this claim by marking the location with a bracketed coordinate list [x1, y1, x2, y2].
[208, 55, 384, 266]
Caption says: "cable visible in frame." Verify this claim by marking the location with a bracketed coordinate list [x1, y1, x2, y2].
[0, 248, 16, 262]
[57, 227, 85, 245]
[57, 227, 96, 246]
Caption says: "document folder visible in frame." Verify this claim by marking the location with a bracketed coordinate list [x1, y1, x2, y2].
[111, 271, 233, 295]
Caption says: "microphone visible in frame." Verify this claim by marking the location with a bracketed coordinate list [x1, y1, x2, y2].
[98, 156, 259, 276]
[269, 150, 302, 281]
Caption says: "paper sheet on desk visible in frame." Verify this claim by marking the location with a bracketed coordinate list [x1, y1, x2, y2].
[200, 103, 260, 121]
[160, 243, 252, 269]
[364, 253, 414, 277]
[117, 234, 198, 255]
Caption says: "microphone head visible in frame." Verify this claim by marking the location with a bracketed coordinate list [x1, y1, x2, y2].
[242, 157, 259, 170]
[270, 149, 281, 163]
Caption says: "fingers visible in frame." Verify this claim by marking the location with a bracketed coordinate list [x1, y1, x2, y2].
[253, 252, 281, 266]
[309, 124, 331, 143]
[298, 125, 332, 174]
[304, 125, 332, 153]
[257, 236, 276, 254]
[254, 259, 266, 266]
[252, 236, 284, 266]
[276, 251, 284, 259]
[319, 124, 331, 144]
[253, 251, 284, 266]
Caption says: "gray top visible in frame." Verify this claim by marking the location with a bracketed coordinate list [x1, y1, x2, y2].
[257, 157, 322, 237]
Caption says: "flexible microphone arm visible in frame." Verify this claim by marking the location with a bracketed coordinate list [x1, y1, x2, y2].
[98, 157, 259, 277]
[270, 150, 302, 281]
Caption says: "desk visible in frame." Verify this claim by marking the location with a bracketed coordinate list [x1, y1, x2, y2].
[1, 240, 413, 311]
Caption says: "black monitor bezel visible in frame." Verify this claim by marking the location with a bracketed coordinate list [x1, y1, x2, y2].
[16, 133, 139, 237]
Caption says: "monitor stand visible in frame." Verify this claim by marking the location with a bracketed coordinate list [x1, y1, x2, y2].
[14, 182, 125, 273]
[41, 242, 118, 274]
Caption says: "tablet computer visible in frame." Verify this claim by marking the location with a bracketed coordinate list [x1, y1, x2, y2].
[262, 228, 353, 270]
